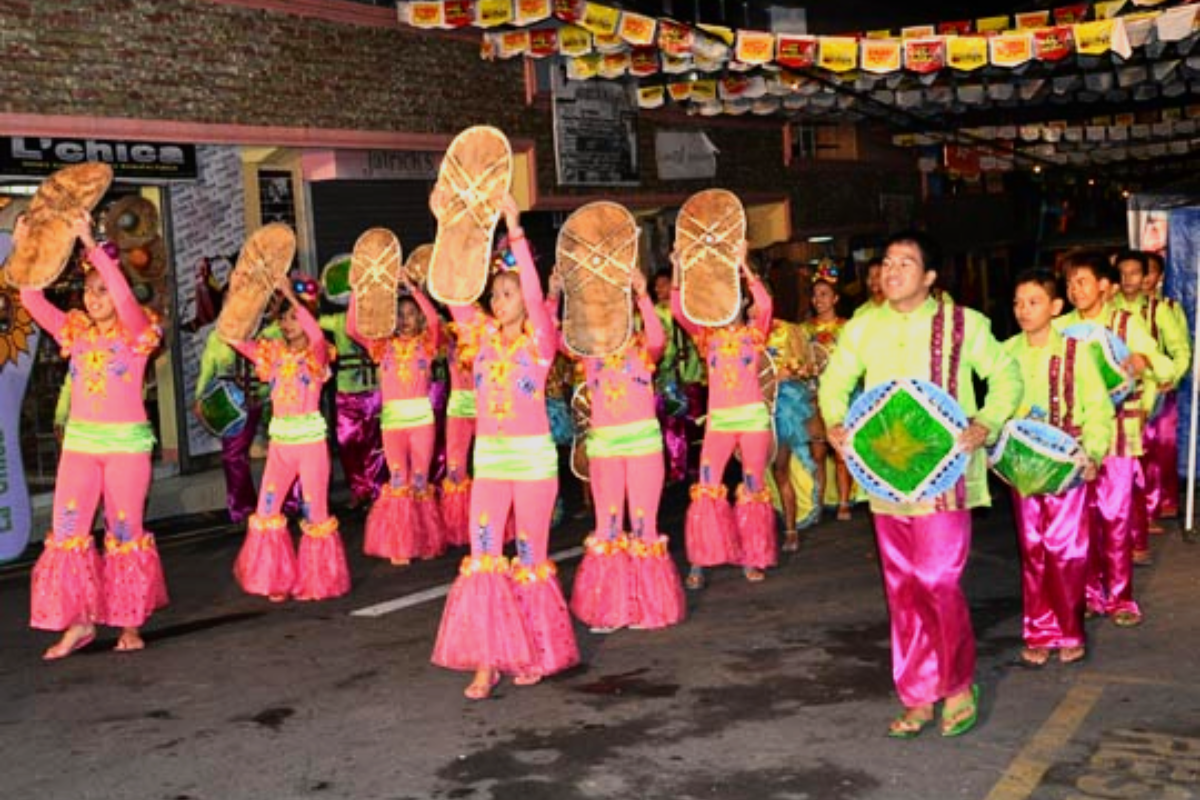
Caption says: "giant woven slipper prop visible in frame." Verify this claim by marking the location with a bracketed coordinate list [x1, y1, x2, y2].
[350, 228, 403, 339]
[404, 243, 434, 288]
[557, 201, 638, 358]
[843, 378, 969, 505]
[3, 163, 113, 289]
[988, 418, 1086, 498]
[674, 189, 745, 327]
[428, 126, 512, 306]
[216, 223, 296, 344]
[1061, 322, 1135, 406]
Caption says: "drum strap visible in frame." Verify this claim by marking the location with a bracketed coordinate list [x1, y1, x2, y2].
[1110, 308, 1140, 453]
[1143, 297, 1159, 341]
[929, 300, 966, 510]
[1050, 338, 1080, 438]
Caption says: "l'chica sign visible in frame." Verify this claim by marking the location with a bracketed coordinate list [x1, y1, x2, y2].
[0, 136, 198, 181]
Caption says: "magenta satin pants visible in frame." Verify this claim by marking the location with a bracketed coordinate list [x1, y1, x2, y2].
[220, 402, 262, 523]
[334, 390, 385, 505]
[1142, 393, 1179, 518]
[1012, 485, 1089, 649]
[1086, 456, 1141, 617]
[873, 510, 975, 709]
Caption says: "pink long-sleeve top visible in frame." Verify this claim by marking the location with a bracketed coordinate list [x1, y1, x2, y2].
[231, 304, 333, 417]
[348, 289, 441, 402]
[20, 245, 161, 424]
[582, 293, 664, 428]
[448, 237, 555, 437]
[671, 280, 771, 411]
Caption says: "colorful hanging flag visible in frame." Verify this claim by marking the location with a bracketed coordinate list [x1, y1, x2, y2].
[638, 86, 665, 109]
[1074, 19, 1116, 55]
[661, 53, 692, 74]
[690, 79, 718, 101]
[1053, 4, 1089, 25]
[594, 33, 625, 53]
[861, 38, 902, 73]
[495, 31, 530, 58]
[529, 28, 558, 57]
[554, 0, 584, 22]
[902, 25, 935, 38]
[947, 36, 988, 71]
[776, 34, 818, 68]
[407, 1, 445, 28]
[566, 53, 602, 79]
[697, 24, 735, 45]
[579, 2, 620, 36]
[1016, 11, 1051, 28]
[866, 29, 892, 39]
[630, 47, 659, 76]
[939, 20, 973, 35]
[476, 0, 513, 28]
[976, 15, 1010, 33]
[599, 51, 630, 78]
[905, 37, 946, 73]
[720, 75, 750, 99]
[558, 24, 592, 56]
[658, 20, 693, 56]
[736, 31, 775, 65]
[515, 0, 552, 25]
[818, 36, 858, 72]
[444, 0, 475, 27]
[667, 82, 692, 101]
[618, 11, 656, 45]
[990, 33, 1033, 67]
[1033, 26, 1073, 60]
[1094, 0, 1128, 19]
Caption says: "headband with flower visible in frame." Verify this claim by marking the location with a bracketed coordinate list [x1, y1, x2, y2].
[491, 234, 519, 275]
[813, 259, 839, 285]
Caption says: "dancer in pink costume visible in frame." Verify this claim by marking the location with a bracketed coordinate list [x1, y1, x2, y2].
[555, 269, 686, 633]
[1005, 269, 1113, 667]
[18, 210, 168, 659]
[227, 275, 350, 602]
[441, 314, 479, 549]
[350, 275, 444, 565]
[671, 252, 776, 590]
[431, 194, 579, 699]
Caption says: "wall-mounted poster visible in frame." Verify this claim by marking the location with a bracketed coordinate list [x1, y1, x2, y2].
[259, 170, 296, 226]
[552, 66, 640, 187]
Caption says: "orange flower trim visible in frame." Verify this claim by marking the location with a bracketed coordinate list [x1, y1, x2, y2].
[249, 513, 288, 533]
[44, 532, 94, 552]
[512, 559, 558, 584]
[736, 484, 772, 504]
[584, 533, 629, 557]
[59, 308, 162, 357]
[459, 553, 510, 577]
[628, 535, 670, 559]
[441, 475, 471, 493]
[690, 483, 728, 501]
[104, 532, 158, 555]
[301, 517, 340, 538]
[382, 483, 412, 499]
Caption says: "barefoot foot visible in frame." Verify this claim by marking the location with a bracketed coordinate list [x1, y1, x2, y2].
[43, 624, 97, 661]
[115, 628, 145, 653]
[464, 669, 499, 700]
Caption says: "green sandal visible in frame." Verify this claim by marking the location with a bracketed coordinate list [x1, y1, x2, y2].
[940, 684, 980, 738]
[886, 707, 934, 739]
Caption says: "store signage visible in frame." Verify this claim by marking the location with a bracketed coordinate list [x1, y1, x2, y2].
[0, 136, 198, 181]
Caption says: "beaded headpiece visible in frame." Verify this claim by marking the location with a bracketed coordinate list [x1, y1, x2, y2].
[813, 259, 839, 285]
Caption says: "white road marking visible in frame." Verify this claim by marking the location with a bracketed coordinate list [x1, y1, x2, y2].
[349, 545, 586, 618]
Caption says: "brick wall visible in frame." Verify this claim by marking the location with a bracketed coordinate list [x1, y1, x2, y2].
[0, 0, 917, 233]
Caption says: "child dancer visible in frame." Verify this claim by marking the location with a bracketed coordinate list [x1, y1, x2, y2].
[673, 253, 776, 590]
[564, 269, 686, 632]
[1058, 251, 1171, 627]
[194, 327, 261, 524]
[19, 210, 167, 659]
[765, 314, 818, 551]
[802, 276, 853, 521]
[441, 315, 478, 548]
[432, 194, 579, 699]
[1005, 269, 1113, 666]
[350, 275, 444, 565]
[227, 274, 350, 602]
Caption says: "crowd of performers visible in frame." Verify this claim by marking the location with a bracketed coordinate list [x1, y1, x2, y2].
[16, 200, 1189, 737]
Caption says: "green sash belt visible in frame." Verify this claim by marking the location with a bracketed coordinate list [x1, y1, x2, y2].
[708, 402, 771, 433]
[587, 419, 663, 459]
[63, 420, 155, 454]
[381, 397, 434, 430]
[268, 412, 327, 445]
[474, 434, 557, 480]
[447, 389, 477, 419]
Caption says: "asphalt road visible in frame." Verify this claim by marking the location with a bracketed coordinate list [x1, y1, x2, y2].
[3, 481, 1199, 800]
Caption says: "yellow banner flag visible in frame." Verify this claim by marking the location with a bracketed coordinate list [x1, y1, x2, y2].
[860, 39, 902, 73]
[638, 86, 665, 109]
[697, 24, 735, 44]
[558, 24, 592, 56]
[1074, 20, 1116, 54]
[1095, 0, 1128, 19]
[990, 33, 1033, 67]
[947, 36, 989, 71]
[736, 31, 775, 64]
[976, 15, 1010, 33]
[496, 31, 530, 58]
[618, 11, 656, 45]
[476, 0, 513, 28]
[901, 25, 935, 38]
[579, 2, 620, 36]
[566, 53, 601, 80]
[690, 79, 718, 101]
[407, 1, 444, 27]
[667, 82, 692, 101]
[866, 29, 892, 39]
[515, 0, 551, 25]
[818, 37, 859, 72]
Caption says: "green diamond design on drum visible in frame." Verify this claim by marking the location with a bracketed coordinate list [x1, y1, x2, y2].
[994, 436, 1074, 496]
[988, 418, 1084, 497]
[851, 390, 955, 495]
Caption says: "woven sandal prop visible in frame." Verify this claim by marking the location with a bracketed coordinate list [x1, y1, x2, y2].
[3, 163, 113, 289]
[404, 243, 434, 288]
[557, 201, 638, 358]
[350, 227, 403, 339]
[674, 189, 746, 327]
[216, 223, 296, 344]
[428, 126, 513, 306]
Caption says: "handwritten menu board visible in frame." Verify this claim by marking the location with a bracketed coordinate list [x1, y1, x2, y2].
[552, 67, 640, 187]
